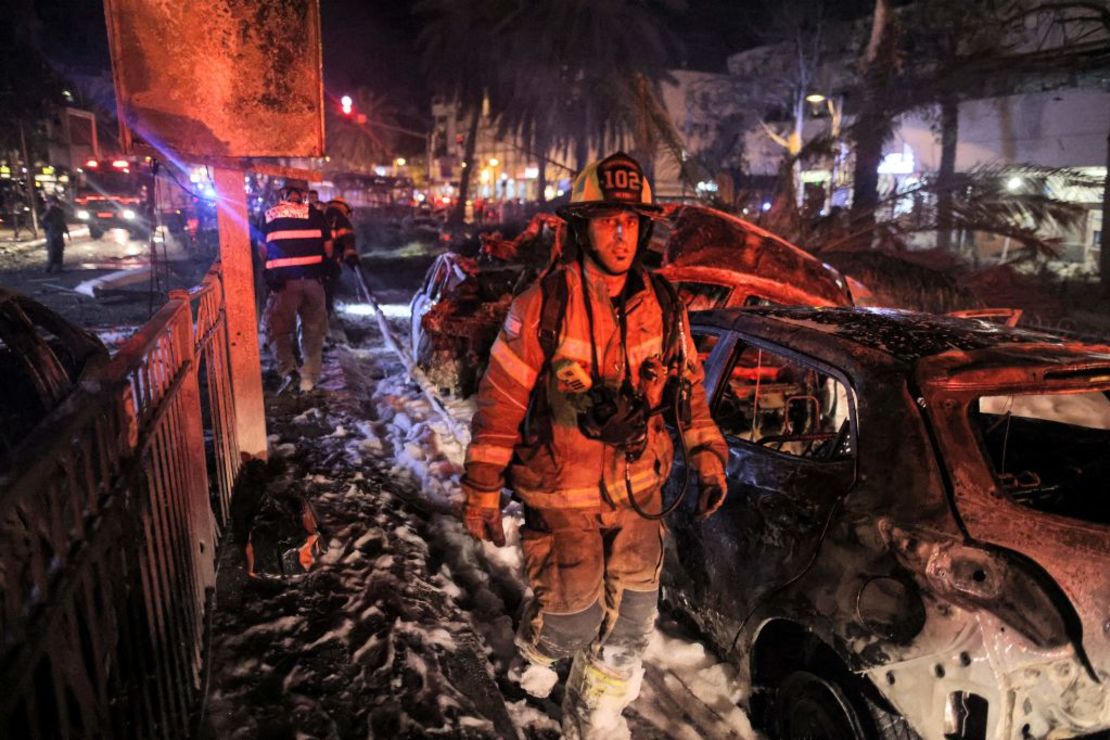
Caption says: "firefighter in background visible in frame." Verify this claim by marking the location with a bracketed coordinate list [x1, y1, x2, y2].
[260, 179, 332, 392]
[307, 189, 323, 213]
[42, 196, 69, 273]
[461, 152, 728, 738]
[323, 197, 360, 315]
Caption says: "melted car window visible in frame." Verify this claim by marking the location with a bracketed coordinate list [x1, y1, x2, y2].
[675, 281, 732, 312]
[692, 331, 719, 366]
[974, 391, 1110, 524]
[715, 343, 853, 460]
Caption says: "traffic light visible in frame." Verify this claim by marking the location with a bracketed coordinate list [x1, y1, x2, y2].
[340, 95, 353, 116]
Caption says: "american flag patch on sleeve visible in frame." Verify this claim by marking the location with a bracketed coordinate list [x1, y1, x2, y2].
[503, 312, 523, 339]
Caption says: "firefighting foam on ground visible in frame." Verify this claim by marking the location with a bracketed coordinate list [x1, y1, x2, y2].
[200, 316, 757, 739]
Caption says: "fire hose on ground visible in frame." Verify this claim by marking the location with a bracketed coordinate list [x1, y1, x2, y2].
[347, 263, 473, 448]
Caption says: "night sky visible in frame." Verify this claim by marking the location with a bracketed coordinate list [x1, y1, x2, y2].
[31, 0, 875, 132]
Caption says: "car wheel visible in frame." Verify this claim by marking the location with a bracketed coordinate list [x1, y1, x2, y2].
[772, 670, 917, 740]
[88, 226, 104, 240]
[774, 670, 868, 740]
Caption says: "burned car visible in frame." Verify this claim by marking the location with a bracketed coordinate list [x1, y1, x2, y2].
[410, 205, 852, 395]
[0, 289, 109, 463]
[654, 204, 853, 311]
[661, 306, 1110, 739]
[409, 251, 520, 395]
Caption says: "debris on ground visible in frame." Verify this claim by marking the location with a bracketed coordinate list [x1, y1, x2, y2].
[201, 314, 756, 739]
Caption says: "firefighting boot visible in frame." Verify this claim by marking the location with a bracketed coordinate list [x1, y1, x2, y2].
[510, 642, 559, 699]
[561, 650, 644, 740]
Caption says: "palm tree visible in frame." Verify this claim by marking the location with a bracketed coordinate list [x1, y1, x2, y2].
[849, 0, 899, 235]
[416, 0, 514, 223]
[492, 0, 686, 202]
[326, 88, 400, 172]
[418, 0, 687, 211]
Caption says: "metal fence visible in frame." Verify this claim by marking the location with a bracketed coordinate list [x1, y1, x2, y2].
[0, 267, 242, 739]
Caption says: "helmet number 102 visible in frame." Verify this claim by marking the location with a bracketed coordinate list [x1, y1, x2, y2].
[602, 168, 641, 192]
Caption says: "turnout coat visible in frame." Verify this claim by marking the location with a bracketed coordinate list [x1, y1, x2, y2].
[464, 260, 726, 511]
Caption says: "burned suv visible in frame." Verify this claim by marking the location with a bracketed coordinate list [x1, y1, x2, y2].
[662, 306, 1110, 739]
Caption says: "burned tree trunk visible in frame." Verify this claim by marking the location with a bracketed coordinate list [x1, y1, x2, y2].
[849, 0, 897, 245]
[850, 108, 887, 240]
[536, 133, 549, 204]
[936, 94, 959, 252]
[1102, 124, 1110, 296]
[451, 106, 481, 226]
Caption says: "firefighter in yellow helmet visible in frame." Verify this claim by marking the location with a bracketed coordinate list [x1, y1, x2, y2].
[322, 197, 359, 315]
[460, 152, 728, 738]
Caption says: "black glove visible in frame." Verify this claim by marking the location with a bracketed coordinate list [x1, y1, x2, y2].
[461, 482, 505, 546]
[695, 482, 726, 521]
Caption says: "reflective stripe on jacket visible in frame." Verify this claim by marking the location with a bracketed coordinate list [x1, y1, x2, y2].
[263, 201, 331, 280]
[465, 261, 727, 511]
[265, 255, 324, 270]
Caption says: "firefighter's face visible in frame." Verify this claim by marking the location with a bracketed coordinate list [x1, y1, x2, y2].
[587, 210, 639, 274]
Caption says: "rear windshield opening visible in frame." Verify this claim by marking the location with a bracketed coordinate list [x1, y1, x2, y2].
[973, 391, 1110, 525]
[675, 281, 732, 312]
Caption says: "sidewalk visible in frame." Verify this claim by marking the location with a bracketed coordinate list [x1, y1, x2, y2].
[0, 224, 90, 249]
[1, 227, 47, 248]
[199, 312, 756, 740]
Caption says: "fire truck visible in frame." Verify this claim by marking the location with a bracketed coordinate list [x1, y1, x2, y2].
[73, 158, 154, 240]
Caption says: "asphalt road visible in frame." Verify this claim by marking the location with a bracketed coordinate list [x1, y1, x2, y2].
[0, 224, 444, 354]
[0, 226, 212, 345]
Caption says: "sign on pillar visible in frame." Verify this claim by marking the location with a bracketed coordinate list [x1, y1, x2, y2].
[214, 166, 268, 459]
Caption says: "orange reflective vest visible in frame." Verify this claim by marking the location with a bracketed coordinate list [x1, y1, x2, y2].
[465, 261, 727, 511]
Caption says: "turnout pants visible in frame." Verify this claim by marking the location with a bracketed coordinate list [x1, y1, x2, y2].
[45, 235, 64, 272]
[263, 277, 327, 382]
[516, 495, 665, 737]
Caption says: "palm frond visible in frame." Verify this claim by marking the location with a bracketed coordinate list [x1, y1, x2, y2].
[807, 164, 1097, 258]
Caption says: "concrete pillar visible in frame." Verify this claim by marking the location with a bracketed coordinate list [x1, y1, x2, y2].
[213, 166, 268, 460]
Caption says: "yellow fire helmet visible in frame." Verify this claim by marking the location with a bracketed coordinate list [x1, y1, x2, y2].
[558, 151, 662, 219]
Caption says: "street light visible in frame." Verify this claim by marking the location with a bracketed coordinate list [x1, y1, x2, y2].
[805, 93, 827, 104]
[395, 157, 407, 167]
[488, 157, 499, 167]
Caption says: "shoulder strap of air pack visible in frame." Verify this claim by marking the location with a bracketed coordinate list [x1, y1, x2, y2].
[538, 268, 568, 366]
[520, 268, 568, 448]
[647, 271, 682, 365]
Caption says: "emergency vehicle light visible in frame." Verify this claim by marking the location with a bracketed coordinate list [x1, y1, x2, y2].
[85, 160, 99, 168]
[112, 160, 129, 169]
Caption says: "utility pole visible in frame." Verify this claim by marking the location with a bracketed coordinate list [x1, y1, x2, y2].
[213, 166, 268, 459]
[18, 122, 39, 239]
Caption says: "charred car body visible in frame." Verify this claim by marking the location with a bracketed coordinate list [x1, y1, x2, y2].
[410, 204, 853, 395]
[654, 204, 853, 310]
[0, 290, 109, 463]
[661, 306, 1110, 739]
